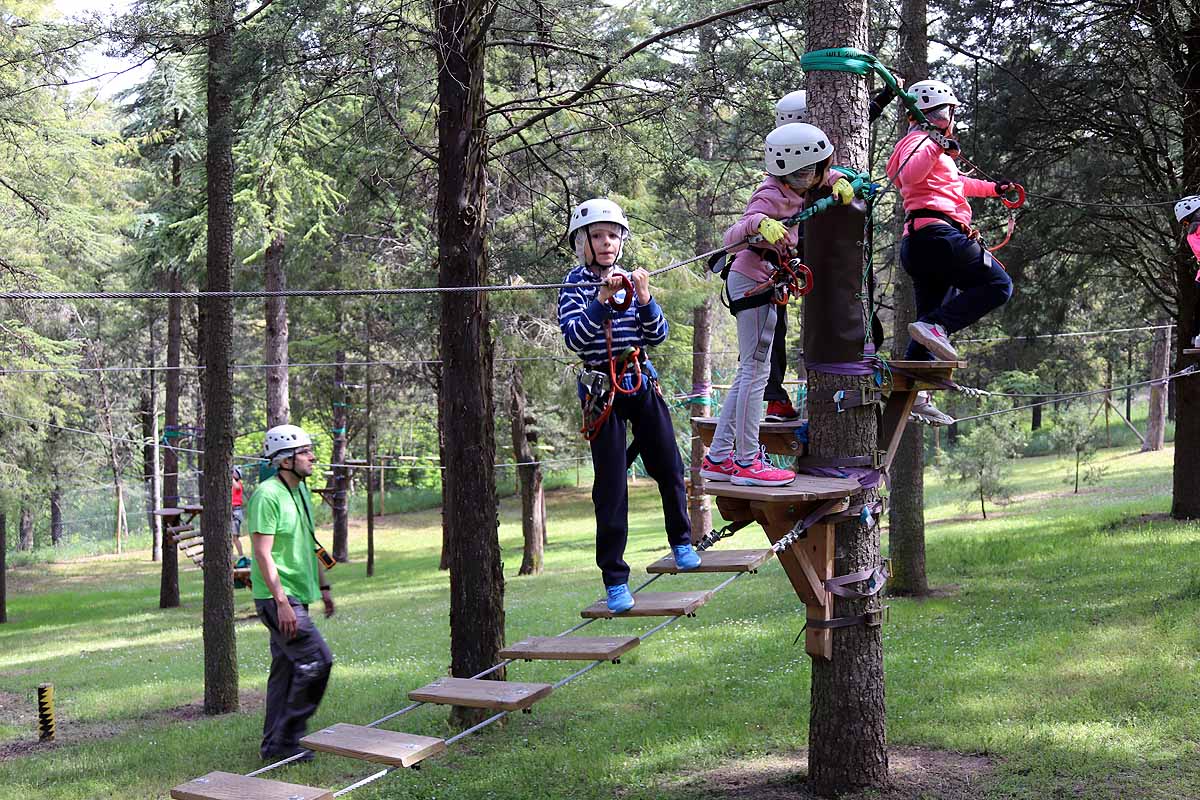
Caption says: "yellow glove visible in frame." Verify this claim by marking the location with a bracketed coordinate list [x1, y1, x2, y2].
[832, 177, 855, 206]
[757, 217, 788, 244]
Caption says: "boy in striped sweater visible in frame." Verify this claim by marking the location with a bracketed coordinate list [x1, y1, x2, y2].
[558, 198, 700, 614]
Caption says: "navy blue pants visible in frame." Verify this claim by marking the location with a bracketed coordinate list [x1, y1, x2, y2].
[900, 223, 1012, 360]
[588, 385, 691, 587]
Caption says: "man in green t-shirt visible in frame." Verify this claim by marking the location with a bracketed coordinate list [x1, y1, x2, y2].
[248, 424, 334, 763]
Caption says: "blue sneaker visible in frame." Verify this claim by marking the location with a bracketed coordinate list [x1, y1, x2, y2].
[605, 584, 635, 614]
[672, 544, 701, 571]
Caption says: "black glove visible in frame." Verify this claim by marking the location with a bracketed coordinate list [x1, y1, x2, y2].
[994, 178, 1016, 195]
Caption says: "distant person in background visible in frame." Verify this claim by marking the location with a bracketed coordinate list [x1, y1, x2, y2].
[231, 466, 245, 560]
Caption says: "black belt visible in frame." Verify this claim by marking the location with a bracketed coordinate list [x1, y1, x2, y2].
[905, 209, 970, 236]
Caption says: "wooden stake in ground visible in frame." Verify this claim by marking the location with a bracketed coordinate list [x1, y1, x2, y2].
[1143, 324, 1169, 452]
[511, 363, 545, 576]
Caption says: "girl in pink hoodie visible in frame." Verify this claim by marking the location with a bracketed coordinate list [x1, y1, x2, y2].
[699, 122, 854, 487]
[1177, 195, 1200, 347]
[886, 79, 1019, 424]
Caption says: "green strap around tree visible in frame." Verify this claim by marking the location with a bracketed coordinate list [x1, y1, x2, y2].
[799, 47, 930, 128]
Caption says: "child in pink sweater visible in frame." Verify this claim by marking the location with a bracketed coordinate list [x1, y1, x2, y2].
[700, 122, 854, 486]
[886, 79, 1019, 424]
[1177, 195, 1200, 346]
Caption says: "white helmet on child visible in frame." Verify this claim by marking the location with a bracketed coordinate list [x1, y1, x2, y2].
[567, 199, 631, 247]
[264, 424, 313, 464]
[1174, 195, 1200, 223]
[764, 123, 834, 177]
[908, 79, 960, 110]
[774, 90, 808, 127]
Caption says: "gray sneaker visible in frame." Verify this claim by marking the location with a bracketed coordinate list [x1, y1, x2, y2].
[908, 321, 959, 361]
[909, 392, 955, 426]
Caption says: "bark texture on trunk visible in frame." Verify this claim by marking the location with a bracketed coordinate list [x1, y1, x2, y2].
[0, 513, 6, 623]
[17, 506, 33, 551]
[434, 0, 505, 728]
[330, 346, 350, 562]
[49, 484, 63, 547]
[511, 364, 545, 576]
[200, 0, 239, 715]
[265, 229, 290, 427]
[804, 0, 888, 790]
[887, 0, 928, 597]
[1143, 324, 1169, 452]
[141, 339, 162, 561]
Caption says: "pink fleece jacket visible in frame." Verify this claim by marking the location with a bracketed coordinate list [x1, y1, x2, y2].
[1189, 223, 1200, 282]
[886, 129, 996, 235]
[723, 173, 838, 282]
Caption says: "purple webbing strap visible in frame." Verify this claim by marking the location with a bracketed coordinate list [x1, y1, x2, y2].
[805, 347, 879, 377]
[825, 563, 889, 599]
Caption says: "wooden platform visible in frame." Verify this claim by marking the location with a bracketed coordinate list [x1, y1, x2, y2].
[883, 360, 965, 391]
[699, 475, 860, 502]
[300, 723, 446, 768]
[408, 677, 553, 711]
[645, 549, 774, 574]
[1185, 349, 1200, 355]
[580, 589, 713, 618]
[170, 771, 331, 800]
[691, 417, 807, 456]
[499, 635, 640, 661]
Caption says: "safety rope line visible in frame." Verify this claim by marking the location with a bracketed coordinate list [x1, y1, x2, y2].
[957, 323, 1173, 344]
[951, 366, 1196, 424]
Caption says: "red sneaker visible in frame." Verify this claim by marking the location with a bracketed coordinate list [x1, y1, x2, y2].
[699, 454, 736, 482]
[730, 457, 795, 487]
[765, 400, 800, 422]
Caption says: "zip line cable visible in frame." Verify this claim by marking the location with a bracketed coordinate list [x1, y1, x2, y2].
[957, 323, 1173, 344]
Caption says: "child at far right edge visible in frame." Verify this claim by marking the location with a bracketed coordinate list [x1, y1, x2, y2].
[1176, 195, 1200, 347]
[886, 79, 1019, 425]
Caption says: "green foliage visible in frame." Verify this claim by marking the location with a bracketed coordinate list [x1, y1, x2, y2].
[938, 402, 1029, 518]
[1048, 403, 1106, 493]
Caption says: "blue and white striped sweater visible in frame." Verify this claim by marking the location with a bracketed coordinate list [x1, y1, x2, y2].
[557, 264, 667, 394]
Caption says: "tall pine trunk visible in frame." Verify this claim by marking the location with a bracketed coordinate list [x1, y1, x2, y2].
[142, 329, 162, 561]
[511, 364, 545, 576]
[49, 485, 63, 547]
[1143, 324, 1168, 452]
[330, 345, 350, 562]
[887, 0, 929, 596]
[434, 0, 505, 727]
[201, 0, 238, 715]
[264, 229, 290, 427]
[17, 506, 33, 551]
[0, 513, 6, 623]
[805, 0, 888, 791]
[160, 268, 182, 607]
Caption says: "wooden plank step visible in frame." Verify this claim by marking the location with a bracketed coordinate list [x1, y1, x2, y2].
[153, 507, 186, 517]
[300, 723, 445, 768]
[233, 567, 251, 581]
[699, 475, 859, 502]
[885, 360, 966, 391]
[691, 416, 807, 455]
[499, 635, 639, 662]
[1185, 348, 1200, 355]
[181, 503, 204, 514]
[172, 530, 203, 544]
[580, 589, 712, 619]
[170, 771, 331, 800]
[646, 549, 773, 574]
[166, 523, 194, 535]
[408, 677, 553, 711]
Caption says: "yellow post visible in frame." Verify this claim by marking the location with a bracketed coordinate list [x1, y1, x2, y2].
[37, 683, 55, 741]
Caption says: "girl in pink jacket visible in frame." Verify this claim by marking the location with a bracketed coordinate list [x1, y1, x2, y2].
[1176, 195, 1200, 346]
[700, 122, 854, 487]
[886, 79, 1018, 424]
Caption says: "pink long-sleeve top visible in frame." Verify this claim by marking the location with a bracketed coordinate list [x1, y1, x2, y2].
[723, 173, 837, 283]
[886, 129, 996, 235]
[1189, 223, 1200, 282]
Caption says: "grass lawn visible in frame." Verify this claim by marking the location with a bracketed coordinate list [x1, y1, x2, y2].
[0, 443, 1197, 799]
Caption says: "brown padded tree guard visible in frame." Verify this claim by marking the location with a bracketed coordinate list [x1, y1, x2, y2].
[802, 196, 869, 365]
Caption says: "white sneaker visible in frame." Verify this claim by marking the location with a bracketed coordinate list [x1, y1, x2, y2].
[909, 392, 955, 426]
[1193, 335, 1200, 348]
[908, 321, 959, 361]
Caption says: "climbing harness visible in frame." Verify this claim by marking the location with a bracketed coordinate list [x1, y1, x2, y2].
[579, 320, 646, 441]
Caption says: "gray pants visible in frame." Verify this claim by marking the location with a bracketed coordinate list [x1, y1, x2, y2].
[709, 270, 777, 464]
[255, 597, 333, 758]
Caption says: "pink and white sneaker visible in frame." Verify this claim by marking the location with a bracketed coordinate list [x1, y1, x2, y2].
[908, 321, 959, 361]
[699, 454, 736, 482]
[730, 457, 795, 487]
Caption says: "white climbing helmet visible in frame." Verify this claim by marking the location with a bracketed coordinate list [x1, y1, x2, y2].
[263, 424, 313, 463]
[774, 90, 808, 127]
[567, 199, 631, 247]
[907, 79, 960, 111]
[763, 123, 834, 177]
[1174, 195, 1200, 223]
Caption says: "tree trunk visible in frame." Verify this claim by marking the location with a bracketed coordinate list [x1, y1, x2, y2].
[886, 0, 929, 598]
[1031, 399, 1042, 431]
[366, 316, 375, 578]
[17, 506, 33, 551]
[160, 268, 182, 608]
[49, 485, 63, 546]
[434, 0, 505, 728]
[330, 345, 350, 562]
[688, 26, 717, 539]
[1143, 324, 1169, 452]
[0, 513, 6, 623]
[511, 364, 545, 576]
[804, 0, 888, 791]
[979, 482, 987, 519]
[437, 385, 450, 572]
[142, 334, 162, 561]
[200, 0, 239, 715]
[264, 229, 290, 427]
